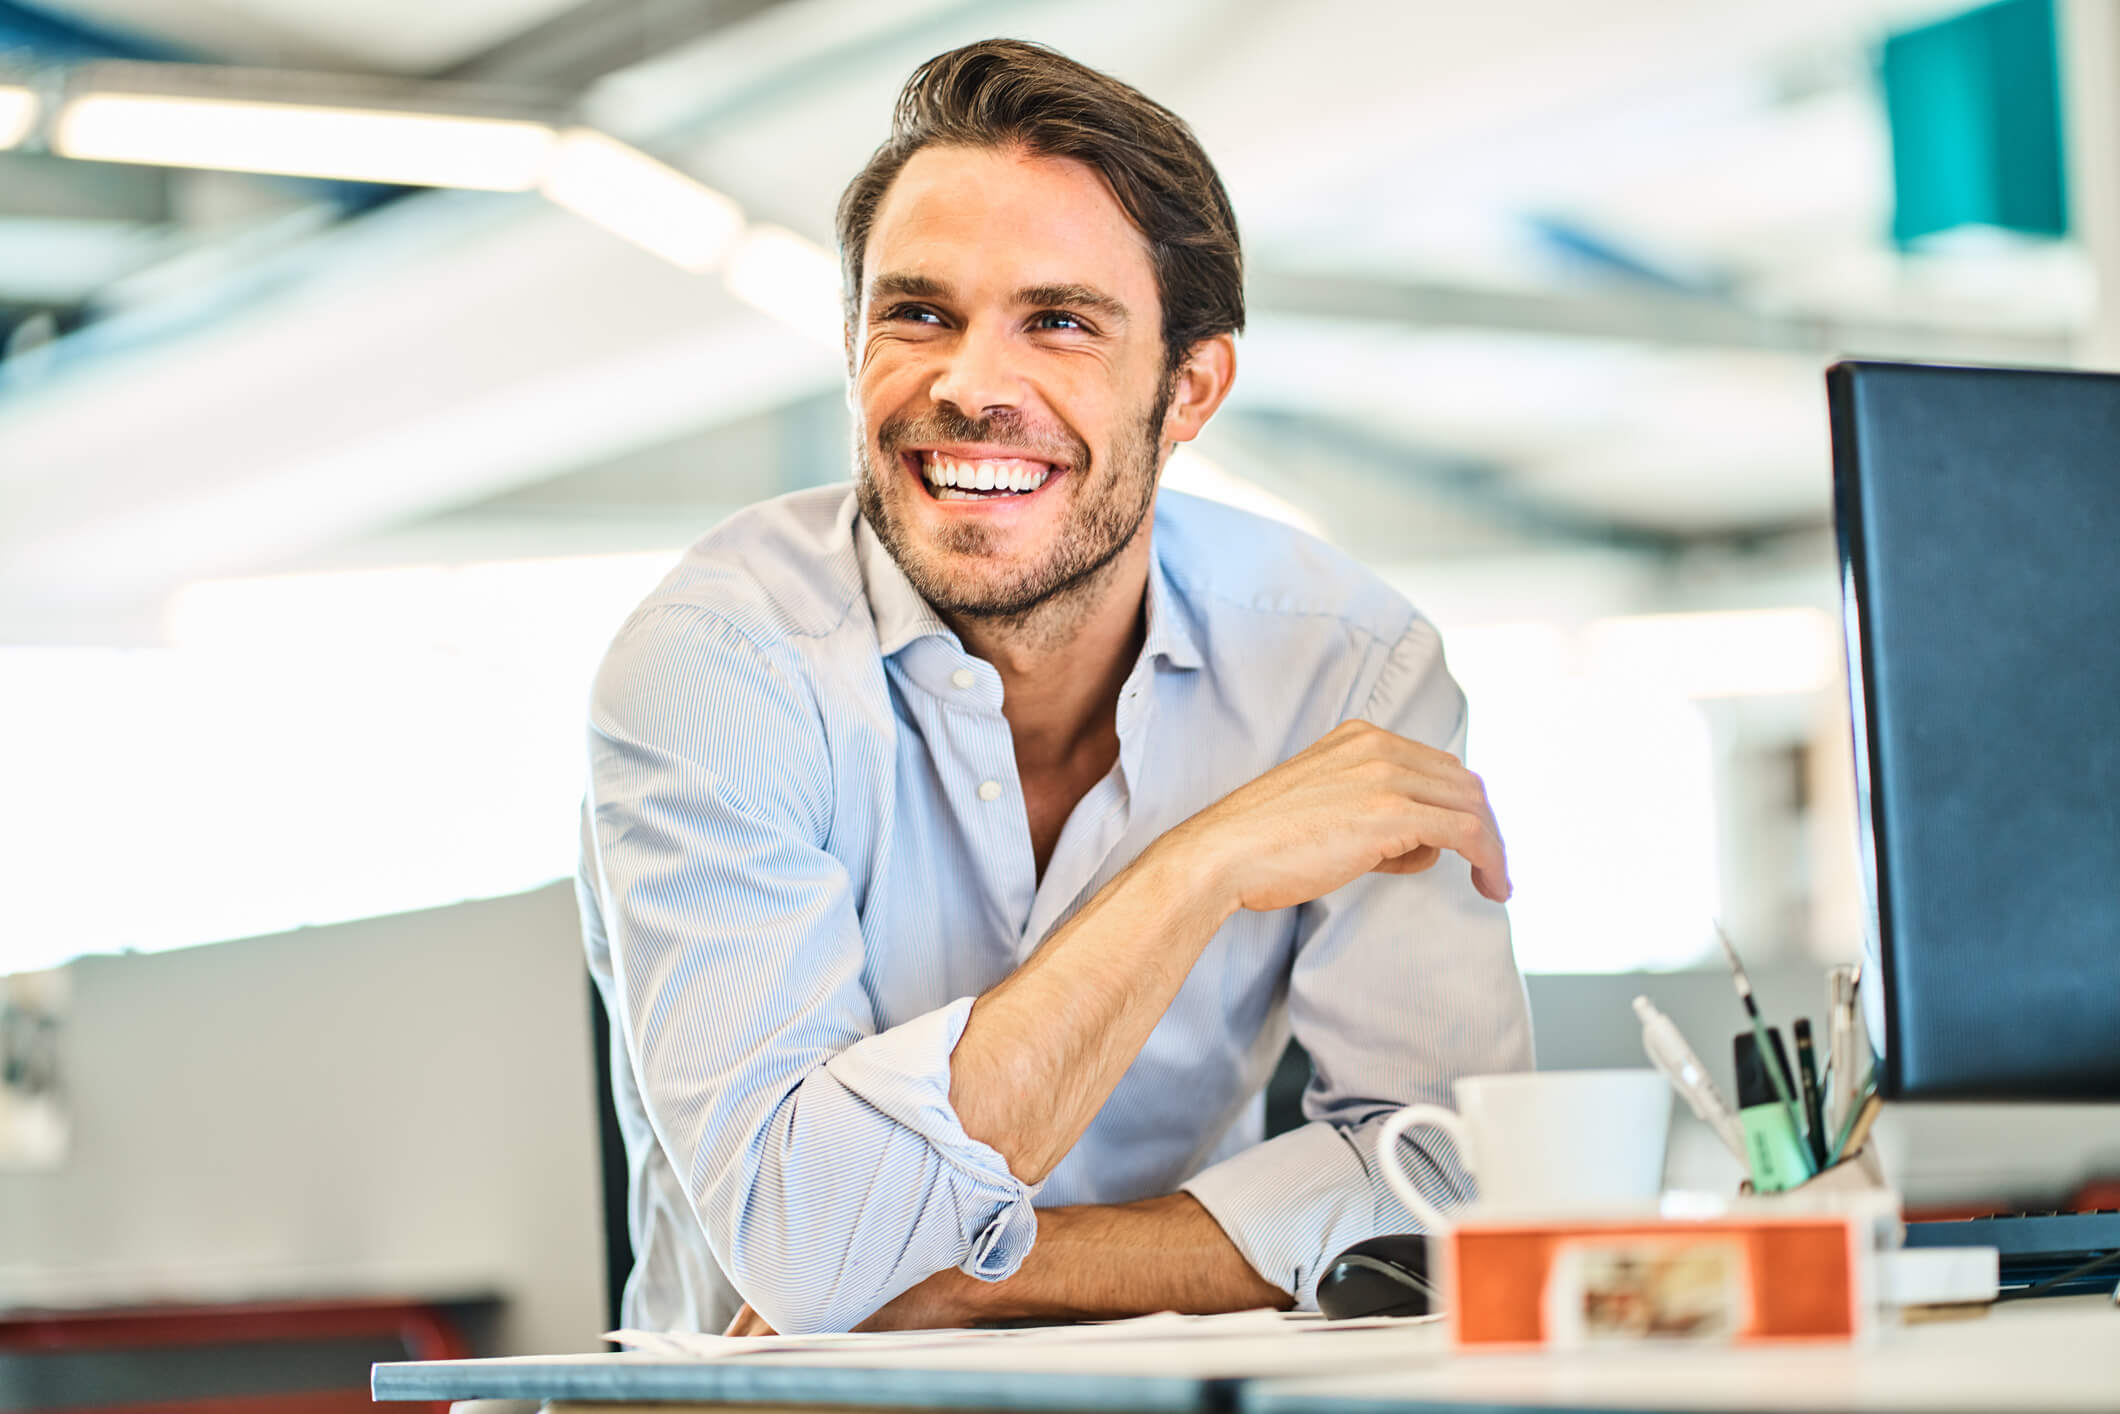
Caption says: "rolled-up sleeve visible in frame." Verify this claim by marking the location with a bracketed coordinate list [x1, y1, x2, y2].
[1183, 618, 1535, 1307]
[583, 604, 1036, 1334]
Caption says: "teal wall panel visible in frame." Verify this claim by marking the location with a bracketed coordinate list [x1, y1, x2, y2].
[1883, 0, 2069, 244]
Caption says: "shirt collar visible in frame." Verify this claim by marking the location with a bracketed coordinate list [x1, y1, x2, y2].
[853, 501, 1205, 673]
[856, 512, 956, 657]
[1142, 538, 1204, 673]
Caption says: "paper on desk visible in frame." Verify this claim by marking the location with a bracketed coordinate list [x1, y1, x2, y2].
[607, 1307, 1433, 1361]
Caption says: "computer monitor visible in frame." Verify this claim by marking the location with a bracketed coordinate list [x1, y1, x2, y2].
[1828, 360, 2120, 1101]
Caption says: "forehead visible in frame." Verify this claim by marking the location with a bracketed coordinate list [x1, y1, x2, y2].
[863, 144, 1157, 310]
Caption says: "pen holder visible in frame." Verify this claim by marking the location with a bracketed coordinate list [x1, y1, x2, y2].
[1740, 1139, 1888, 1200]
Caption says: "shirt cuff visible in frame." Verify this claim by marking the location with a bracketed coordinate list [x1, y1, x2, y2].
[822, 997, 1040, 1282]
[1182, 1120, 1391, 1309]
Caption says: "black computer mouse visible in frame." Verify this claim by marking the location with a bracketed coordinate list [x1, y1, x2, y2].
[1315, 1233, 1439, 1319]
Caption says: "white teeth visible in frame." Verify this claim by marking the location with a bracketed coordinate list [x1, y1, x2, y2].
[919, 454, 1054, 496]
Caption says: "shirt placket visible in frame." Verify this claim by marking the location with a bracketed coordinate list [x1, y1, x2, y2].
[1019, 658, 1154, 952]
[896, 639, 1038, 944]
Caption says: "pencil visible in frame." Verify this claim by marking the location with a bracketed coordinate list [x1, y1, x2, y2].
[1794, 1017, 1828, 1168]
[1714, 923, 1815, 1177]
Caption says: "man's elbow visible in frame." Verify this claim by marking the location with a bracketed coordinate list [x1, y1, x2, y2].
[726, 1249, 897, 1336]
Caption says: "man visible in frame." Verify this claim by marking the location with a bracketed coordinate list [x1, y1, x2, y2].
[578, 38, 1532, 1338]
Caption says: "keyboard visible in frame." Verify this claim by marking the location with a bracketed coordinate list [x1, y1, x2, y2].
[1903, 1211, 2120, 1296]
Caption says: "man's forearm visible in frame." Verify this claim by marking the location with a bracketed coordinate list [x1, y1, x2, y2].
[948, 837, 1233, 1184]
[947, 720, 1508, 1191]
[858, 1193, 1292, 1330]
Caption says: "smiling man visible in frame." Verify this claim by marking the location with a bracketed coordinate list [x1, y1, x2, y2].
[578, 40, 1533, 1337]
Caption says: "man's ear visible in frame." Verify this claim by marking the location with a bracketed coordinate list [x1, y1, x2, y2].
[1160, 334, 1237, 446]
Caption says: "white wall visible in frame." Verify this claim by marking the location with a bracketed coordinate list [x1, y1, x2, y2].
[0, 881, 605, 1356]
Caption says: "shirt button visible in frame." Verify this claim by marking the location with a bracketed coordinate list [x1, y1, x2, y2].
[951, 668, 976, 690]
[977, 780, 1003, 802]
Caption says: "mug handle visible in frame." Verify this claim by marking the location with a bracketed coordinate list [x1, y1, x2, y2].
[1377, 1103, 1474, 1234]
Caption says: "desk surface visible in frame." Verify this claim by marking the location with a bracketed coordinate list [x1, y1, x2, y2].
[372, 1318, 1441, 1411]
[376, 1299, 2120, 1413]
[1246, 1298, 2120, 1412]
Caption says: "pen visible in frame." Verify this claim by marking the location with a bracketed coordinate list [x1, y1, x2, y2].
[1794, 1017, 1827, 1168]
[1633, 995, 1747, 1162]
[1836, 1092, 1883, 1162]
[1826, 965, 1858, 1137]
[1828, 1064, 1879, 1165]
[1714, 924, 1814, 1177]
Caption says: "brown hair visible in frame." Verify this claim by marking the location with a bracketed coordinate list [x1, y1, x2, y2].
[835, 38, 1244, 373]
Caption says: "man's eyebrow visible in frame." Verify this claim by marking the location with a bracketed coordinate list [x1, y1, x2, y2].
[1016, 283, 1130, 325]
[868, 271, 951, 305]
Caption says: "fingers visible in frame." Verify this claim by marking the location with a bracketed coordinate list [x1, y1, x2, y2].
[723, 1303, 777, 1337]
[1338, 723, 1497, 819]
[1378, 799, 1512, 903]
[1373, 844, 1441, 876]
[1332, 722, 1509, 900]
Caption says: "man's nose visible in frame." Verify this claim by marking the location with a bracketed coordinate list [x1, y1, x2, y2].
[927, 321, 1021, 418]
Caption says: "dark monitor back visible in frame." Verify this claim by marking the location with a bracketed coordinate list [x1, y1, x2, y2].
[1828, 361, 2120, 1100]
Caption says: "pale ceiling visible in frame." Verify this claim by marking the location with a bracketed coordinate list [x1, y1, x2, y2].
[0, 0, 2086, 640]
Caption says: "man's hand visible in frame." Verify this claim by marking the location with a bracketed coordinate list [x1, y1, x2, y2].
[724, 1194, 1285, 1336]
[1165, 718, 1510, 912]
[855, 1267, 983, 1331]
[725, 1271, 976, 1337]
[723, 1303, 776, 1337]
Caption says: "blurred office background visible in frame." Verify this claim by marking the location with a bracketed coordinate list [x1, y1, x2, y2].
[3, 0, 2118, 1394]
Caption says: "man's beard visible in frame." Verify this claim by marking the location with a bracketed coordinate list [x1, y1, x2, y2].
[854, 386, 1169, 624]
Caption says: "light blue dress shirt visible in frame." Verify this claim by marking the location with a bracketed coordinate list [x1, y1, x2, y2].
[578, 485, 1533, 1336]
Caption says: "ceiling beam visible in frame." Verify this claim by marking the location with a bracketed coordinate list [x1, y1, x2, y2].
[1248, 270, 2076, 365]
[1231, 407, 1694, 557]
[437, 0, 790, 87]
[0, 195, 840, 612]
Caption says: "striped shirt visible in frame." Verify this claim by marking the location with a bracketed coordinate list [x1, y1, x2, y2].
[577, 485, 1533, 1336]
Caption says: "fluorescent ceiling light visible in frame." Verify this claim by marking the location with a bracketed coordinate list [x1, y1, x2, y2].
[723, 224, 843, 347]
[539, 127, 743, 271]
[0, 84, 36, 150]
[54, 92, 554, 189]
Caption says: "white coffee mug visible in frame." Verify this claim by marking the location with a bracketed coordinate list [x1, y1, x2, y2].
[1377, 1069, 1672, 1232]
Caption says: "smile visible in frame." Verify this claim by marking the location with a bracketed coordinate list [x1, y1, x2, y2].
[910, 449, 1060, 501]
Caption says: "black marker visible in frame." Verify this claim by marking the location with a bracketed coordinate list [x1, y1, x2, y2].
[1735, 1031, 1812, 1193]
[1793, 1018, 1827, 1168]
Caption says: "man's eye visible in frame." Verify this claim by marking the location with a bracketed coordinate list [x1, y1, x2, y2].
[885, 304, 942, 325]
[1033, 311, 1087, 332]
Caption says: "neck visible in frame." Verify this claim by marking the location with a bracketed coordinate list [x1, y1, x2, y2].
[945, 532, 1152, 770]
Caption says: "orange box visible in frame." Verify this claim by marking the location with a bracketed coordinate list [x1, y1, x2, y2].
[1441, 1209, 1867, 1349]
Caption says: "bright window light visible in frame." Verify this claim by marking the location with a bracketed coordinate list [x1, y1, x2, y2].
[723, 224, 844, 347]
[1586, 607, 1837, 698]
[540, 127, 744, 271]
[0, 85, 36, 151]
[0, 534, 1821, 981]
[0, 550, 680, 975]
[54, 92, 555, 189]
[1445, 620, 1722, 973]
